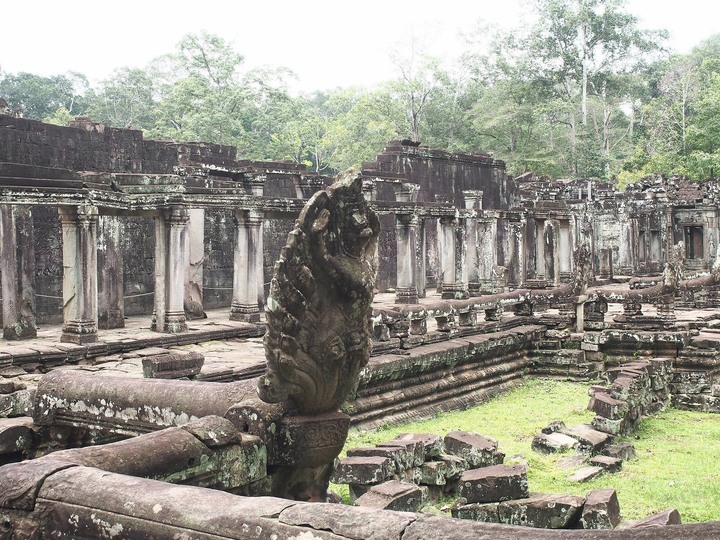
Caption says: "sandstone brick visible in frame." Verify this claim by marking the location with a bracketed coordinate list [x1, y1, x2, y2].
[354, 480, 427, 512]
[444, 430, 504, 468]
[458, 464, 528, 504]
[581, 488, 621, 529]
[330, 456, 393, 485]
[532, 432, 579, 454]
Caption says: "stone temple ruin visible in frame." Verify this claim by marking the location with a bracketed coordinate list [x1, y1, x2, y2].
[0, 114, 719, 537]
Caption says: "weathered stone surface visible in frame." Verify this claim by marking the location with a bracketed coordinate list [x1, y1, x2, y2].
[589, 455, 622, 472]
[453, 501, 501, 522]
[419, 460, 447, 486]
[444, 431, 504, 468]
[0, 417, 34, 454]
[436, 453, 467, 479]
[458, 464, 529, 504]
[532, 432, 579, 454]
[561, 424, 611, 453]
[568, 466, 604, 483]
[279, 502, 417, 539]
[0, 457, 77, 510]
[541, 420, 566, 434]
[142, 350, 205, 379]
[377, 438, 425, 467]
[631, 508, 682, 528]
[396, 433, 444, 457]
[354, 480, 427, 512]
[346, 447, 400, 474]
[603, 442, 636, 461]
[180, 415, 243, 448]
[589, 392, 629, 420]
[581, 488, 621, 529]
[0, 389, 34, 418]
[498, 493, 585, 528]
[331, 456, 393, 485]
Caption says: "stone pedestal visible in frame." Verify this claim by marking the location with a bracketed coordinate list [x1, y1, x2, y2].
[230, 209, 263, 322]
[0, 205, 37, 339]
[153, 207, 189, 333]
[59, 206, 99, 344]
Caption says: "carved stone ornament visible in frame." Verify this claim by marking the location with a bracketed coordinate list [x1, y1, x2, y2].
[258, 169, 380, 415]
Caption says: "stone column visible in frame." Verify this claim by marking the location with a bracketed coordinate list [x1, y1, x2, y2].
[230, 209, 263, 322]
[464, 191, 483, 296]
[508, 218, 527, 288]
[544, 219, 561, 287]
[415, 218, 426, 298]
[395, 213, 418, 304]
[97, 215, 125, 329]
[440, 216, 467, 299]
[184, 209, 205, 319]
[247, 179, 266, 310]
[153, 207, 189, 334]
[477, 214, 498, 293]
[0, 205, 37, 339]
[59, 205, 99, 344]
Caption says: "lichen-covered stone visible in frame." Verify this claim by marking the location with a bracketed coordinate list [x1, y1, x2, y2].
[580, 488, 621, 529]
[532, 432, 579, 454]
[458, 464, 529, 504]
[354, 480, 427, 512]
[444, 431, 504, 468]
[330, 456, 393, 485]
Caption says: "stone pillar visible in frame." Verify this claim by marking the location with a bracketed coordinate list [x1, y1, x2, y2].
[575, 295, 587, 333]
[464, 191, 483, 296]
[97, 215, 125, 329]
[395, 214, 418, 304]
[184, 209, 205, 319]
[440, 216, 467, 299]
[544, 219, 561, 287]
[246, 179, 266, 310]
[508, 219, 527, 288]
[477, 215, 498, 293]
[230, 209, 263, 322]
[415, 218, 426, 298]
[0, 205, 37, 339]
[59, 205, 99, 344]
[153, 207, 189, 334]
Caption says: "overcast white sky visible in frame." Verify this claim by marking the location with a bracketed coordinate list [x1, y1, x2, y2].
[1, 0, 718, 93]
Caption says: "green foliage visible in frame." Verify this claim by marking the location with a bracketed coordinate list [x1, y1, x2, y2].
[335, 380, 720, 522]
[0, 71, 88, 119]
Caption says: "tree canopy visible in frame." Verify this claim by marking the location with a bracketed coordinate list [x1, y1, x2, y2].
[2, 3, 719, 185]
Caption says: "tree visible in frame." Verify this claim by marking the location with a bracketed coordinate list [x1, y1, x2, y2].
[86, 67, 157, 129]
[0, 71, 88, 120]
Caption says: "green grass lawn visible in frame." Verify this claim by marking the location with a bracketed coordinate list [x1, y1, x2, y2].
[334, 379, 720, 523]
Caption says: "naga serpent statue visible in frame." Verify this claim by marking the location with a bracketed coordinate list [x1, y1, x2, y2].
[258, 169, 380, 415]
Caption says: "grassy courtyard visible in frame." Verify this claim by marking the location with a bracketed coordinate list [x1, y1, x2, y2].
[335, 379, 720, 523]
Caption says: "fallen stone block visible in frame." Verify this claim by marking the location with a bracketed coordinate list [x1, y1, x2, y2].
[580, 488, 621, 529]
[444, 431, 504, 468]
[395, 433, 444, 457]
[141, 351, 204, 379]
[419, 460, 446, 486]
[498, 493, 585, 529]
[591, 415, 626, 436]
[568, 466, 603, 483]
[0, 377, 25, 394]
[452, 501, 500, 522]
[0, 389, 35, 418]
[588, 392, 629, 420]
[541, 420, 566, 434]
[531, 432, 579, 454]
[631, 508, 682, 528]
[346, 447, 399, 474]
[377, 438, 424, 467]
[0, 417, 34, 454]
[354, 480, 427, 512]
[436, 453, 467, 479]
[561, 424, 611, 453]
[331, 456, 393, 485]
[458, 464, 529, 504]
[603, 442, 636, 461]
[589, 455, 622, 472]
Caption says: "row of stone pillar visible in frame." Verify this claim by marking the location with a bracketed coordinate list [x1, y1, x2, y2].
[0, 205, 265, 343]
